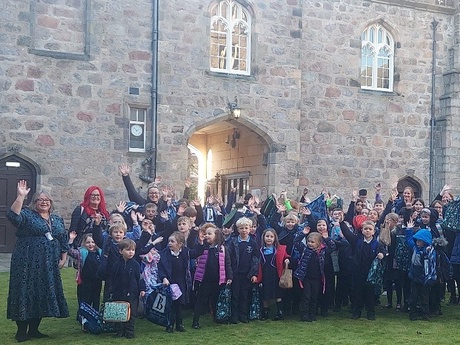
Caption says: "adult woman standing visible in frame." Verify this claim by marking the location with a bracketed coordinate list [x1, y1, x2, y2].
[7, 180, 69, 342]
[69, 186, 109, 247]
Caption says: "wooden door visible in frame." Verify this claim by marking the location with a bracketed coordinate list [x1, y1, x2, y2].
[0, 155, 36, 252]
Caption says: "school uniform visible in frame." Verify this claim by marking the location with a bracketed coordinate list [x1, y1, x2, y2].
[227, 236, 259, 323]
[109, 257, 146, 338]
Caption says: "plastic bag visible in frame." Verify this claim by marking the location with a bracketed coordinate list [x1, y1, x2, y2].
[279, 262, 293, 289]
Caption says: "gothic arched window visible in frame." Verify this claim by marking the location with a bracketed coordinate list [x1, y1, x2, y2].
[210, 1, 251, 75]
[361, 24, 394, 92]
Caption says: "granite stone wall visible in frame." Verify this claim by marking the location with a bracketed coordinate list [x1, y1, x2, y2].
[1, 0, 458, 223]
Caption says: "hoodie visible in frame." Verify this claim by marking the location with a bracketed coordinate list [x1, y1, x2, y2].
[406, 228, 436, 285]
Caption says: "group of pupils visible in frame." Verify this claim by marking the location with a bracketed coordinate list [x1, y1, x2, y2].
[67, 173, 459, 339]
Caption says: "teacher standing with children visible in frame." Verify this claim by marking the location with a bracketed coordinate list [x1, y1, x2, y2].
[7, 180, 69, 342]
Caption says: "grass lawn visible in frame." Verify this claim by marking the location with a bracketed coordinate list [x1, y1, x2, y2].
[1, 268, 460, 344]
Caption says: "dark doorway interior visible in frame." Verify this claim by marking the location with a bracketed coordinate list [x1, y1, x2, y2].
[0, 154, 37, 252]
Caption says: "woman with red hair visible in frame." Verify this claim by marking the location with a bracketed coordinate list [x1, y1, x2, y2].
[69, 186, 109, 248]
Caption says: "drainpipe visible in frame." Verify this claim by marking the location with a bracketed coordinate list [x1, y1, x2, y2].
[429, 18, 438, 200]
[140, 0, 159, 183]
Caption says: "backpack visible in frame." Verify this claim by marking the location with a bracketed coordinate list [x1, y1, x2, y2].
[442, 198, 460, 232]
[367, 257, 386, 294]
[260, 195, 277, 224]
[394, 234, 411, 271]
[423, 247, 437, 286]
[78, 302, 115, 334]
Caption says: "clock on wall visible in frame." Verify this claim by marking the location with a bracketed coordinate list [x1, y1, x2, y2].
[130, 124, 143, 137]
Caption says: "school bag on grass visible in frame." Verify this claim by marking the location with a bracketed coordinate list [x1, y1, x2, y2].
[249, 285, 261, 320]
[102, 301, 131, 323]
[145, 284, 173, 327]
[215, 286, 232, 323]
[78, 302, 115, 335]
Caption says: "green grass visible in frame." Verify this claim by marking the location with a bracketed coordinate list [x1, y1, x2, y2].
[1, 268, 460, 344]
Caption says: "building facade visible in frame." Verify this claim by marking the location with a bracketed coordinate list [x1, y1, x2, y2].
[1, 0, 459, 251]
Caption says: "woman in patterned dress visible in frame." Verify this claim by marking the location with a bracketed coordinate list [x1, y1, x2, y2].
[7, 180, 69, 342]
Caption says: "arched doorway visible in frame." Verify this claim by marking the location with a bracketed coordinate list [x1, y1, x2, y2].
[187, 118, 271, 206]
[0, 154, 38, 252]
[397, 176, 422, 199]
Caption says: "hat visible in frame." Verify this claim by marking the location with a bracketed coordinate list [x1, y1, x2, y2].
[358, 189, 367, 196]
[413, 229, 432, 246]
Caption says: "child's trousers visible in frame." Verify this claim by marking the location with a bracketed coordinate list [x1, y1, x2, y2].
[231, 273, 252, 322]
[117, 299, 137, 338]
[193, 281, 220, 324]
[300, 278, 321, 319]
[351, 275, 375, 317]
[409, 281, 429, 319]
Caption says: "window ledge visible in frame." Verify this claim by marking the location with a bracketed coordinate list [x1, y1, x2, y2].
[205, 70, 256, 81]
[359, 88, 398, 96]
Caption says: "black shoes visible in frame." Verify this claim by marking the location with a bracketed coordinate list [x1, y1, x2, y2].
[273, 311, 284, 321]
[166, 326, 174, 333]
[14, 333, 30, 343]
[27, 331, 49, 339]
[176, 324, 186, 332]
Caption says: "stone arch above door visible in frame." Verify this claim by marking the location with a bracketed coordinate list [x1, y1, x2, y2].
[397, 175, 422, 199]
[185, 113, 277, 203]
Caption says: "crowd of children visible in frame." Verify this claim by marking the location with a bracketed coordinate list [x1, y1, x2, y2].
[67, 165, 460, 338]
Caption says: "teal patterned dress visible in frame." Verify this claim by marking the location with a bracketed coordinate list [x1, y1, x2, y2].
[7, 208, 69, 321]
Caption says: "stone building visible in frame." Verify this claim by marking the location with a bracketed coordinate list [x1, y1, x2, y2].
[1, 0, 459, 252]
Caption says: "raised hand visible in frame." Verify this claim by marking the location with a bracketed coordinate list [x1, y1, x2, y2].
[301, 207, 311, 216]
[17, 180, 30, 198]
[119, 163, 130, 176]
[160, 210, 169, 220]
[130, 210, 138, 223]
[93, 212, 102, 226]
[68, 231, 77, 242]
[136, 212, 145, 222]
[352, 190, 358, 201]
[276, 204, 287, 213]
[116, 200, 127, 213]
[184, 178, 191, 188]
[152, 236, 163, 245]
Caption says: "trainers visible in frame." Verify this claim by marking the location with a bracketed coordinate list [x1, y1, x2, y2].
[300, 315, 312, 322]
[192, 322, 200, 329]
[367, 313, 376, 321]
[350, 313, 361, 320]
